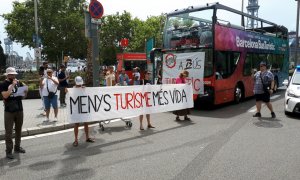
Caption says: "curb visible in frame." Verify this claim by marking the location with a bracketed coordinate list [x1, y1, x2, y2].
[0, 123, 74, 141]
[0, 122, 101, 141]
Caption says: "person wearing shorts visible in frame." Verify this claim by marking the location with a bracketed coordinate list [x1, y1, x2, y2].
[252, 61, 276, 118]
[40, 68, 59, 122]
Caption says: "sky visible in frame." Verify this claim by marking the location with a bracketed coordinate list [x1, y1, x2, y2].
[0, 0, 298, 59]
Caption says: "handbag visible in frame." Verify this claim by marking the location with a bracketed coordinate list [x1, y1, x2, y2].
[48, 92, 55, 99]
[47, 79, 57, 99]
[260, 73, 270, 94]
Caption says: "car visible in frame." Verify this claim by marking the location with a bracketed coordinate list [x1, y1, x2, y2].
[283, 65, 300, 115]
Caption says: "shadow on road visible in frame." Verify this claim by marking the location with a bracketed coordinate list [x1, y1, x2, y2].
[253, 117, 283, 128]
[192, 89, 286, 119]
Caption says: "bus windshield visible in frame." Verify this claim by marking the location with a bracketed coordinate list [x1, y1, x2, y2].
[164, 9, 214, 49]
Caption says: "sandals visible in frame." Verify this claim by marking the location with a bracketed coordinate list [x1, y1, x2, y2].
[73, 141, 78, 147]
[73, 138, 94, 146]
[86, 138, 95, 143]
[147, 125, 155, 129]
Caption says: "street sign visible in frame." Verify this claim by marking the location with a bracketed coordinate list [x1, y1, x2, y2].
[89, 0, 104, 19]
[91, 18, 101, 25]
[120, 38, 129, 47]
[34, 48, 41, 58]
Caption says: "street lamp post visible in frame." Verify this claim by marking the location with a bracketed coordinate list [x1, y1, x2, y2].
[296, 0, 300, 65]
[34, 0, 40, 69]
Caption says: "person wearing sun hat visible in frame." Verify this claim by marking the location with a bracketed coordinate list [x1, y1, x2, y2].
[66, 76, 95, 147]
[0, 67, 28, 159]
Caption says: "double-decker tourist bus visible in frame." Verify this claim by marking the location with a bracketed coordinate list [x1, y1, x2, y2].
[152, 3, 289, 106]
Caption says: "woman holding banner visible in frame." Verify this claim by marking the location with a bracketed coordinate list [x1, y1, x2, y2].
[173, 70, 191, 121]
[67, 76, 95, 147]
[139, 71, 155, 130]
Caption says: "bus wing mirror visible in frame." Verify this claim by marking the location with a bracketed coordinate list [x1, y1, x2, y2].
[150, 48, 162, 63]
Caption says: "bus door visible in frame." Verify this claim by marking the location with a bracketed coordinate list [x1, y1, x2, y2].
[214, 51, 240, 104]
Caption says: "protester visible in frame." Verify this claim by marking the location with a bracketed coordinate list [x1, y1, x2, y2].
[105, 66, 115, 86]
[173, 70, 191, 121]
[133, 67, 141, 85]
[118, 68, 129, 86]
[0, 67, 28, 159]
[139, 71, 155, 130]
[58, 64, 69, 107]
[68, 76, 95, 147]
[40, 68, 59, 122]
[252, 61, 276, 118]
[39, 61, 48, 116]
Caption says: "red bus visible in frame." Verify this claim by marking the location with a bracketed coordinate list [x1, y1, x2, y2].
[116, 53, 147, 84]
[151, 3, 289, 106]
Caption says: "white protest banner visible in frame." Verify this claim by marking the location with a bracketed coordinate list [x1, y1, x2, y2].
[67, 84, 193, 123]
[162, 52, 205, 94]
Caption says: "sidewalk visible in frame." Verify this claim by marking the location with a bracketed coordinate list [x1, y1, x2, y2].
[0, 98, 73, 140]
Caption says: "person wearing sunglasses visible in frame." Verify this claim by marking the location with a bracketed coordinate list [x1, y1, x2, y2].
[252, 61, 276, 118]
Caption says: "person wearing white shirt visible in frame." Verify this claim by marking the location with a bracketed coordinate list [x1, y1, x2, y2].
[39, 68, 59, 122]
[133, 67, 141, 85]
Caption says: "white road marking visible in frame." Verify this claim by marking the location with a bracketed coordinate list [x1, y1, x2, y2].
[270, 95, 280, 99]
[248, 94, 281, 113]
[0, 118, 135, 144]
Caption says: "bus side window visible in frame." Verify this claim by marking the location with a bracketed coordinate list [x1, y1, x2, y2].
[243, 53, 252, 76]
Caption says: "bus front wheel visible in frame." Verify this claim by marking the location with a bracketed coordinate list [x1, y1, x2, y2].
[234, 85, 242, 104]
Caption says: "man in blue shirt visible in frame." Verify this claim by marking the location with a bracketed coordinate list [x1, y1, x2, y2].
[118, 68, 129, 86]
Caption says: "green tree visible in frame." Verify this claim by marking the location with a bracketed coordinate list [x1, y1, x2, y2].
[99, 11, 133, 65]
[2, 0, 87, 63]
[0, 41, 6, 72]
[99, 12, 165, 65]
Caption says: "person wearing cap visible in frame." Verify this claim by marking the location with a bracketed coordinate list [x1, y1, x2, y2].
[58, 64, 69, 107]
[133, 67, 141, 85]
[40, 68, 59, 122]
[67, 76, 95, 147]
[0, 67, 28, 159]
[252, 61, 276, 118]
[118, 68, 129, 86]
[139, 71, 155, 130]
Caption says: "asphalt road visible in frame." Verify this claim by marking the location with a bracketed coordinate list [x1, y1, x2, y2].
[0, 88, 300, 180]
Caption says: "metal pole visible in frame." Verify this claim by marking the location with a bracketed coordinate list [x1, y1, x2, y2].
[242, 0, 244, 13]
[91, 23, 100, 87]
[296, 0, 300, 65]
[34, 0, 39, 70]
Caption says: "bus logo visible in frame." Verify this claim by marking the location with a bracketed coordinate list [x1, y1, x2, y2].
[165, 53, 176, 68]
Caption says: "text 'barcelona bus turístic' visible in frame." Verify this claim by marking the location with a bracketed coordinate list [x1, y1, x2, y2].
[116, 53, 147, 84]
[151, 3, 289, 107]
